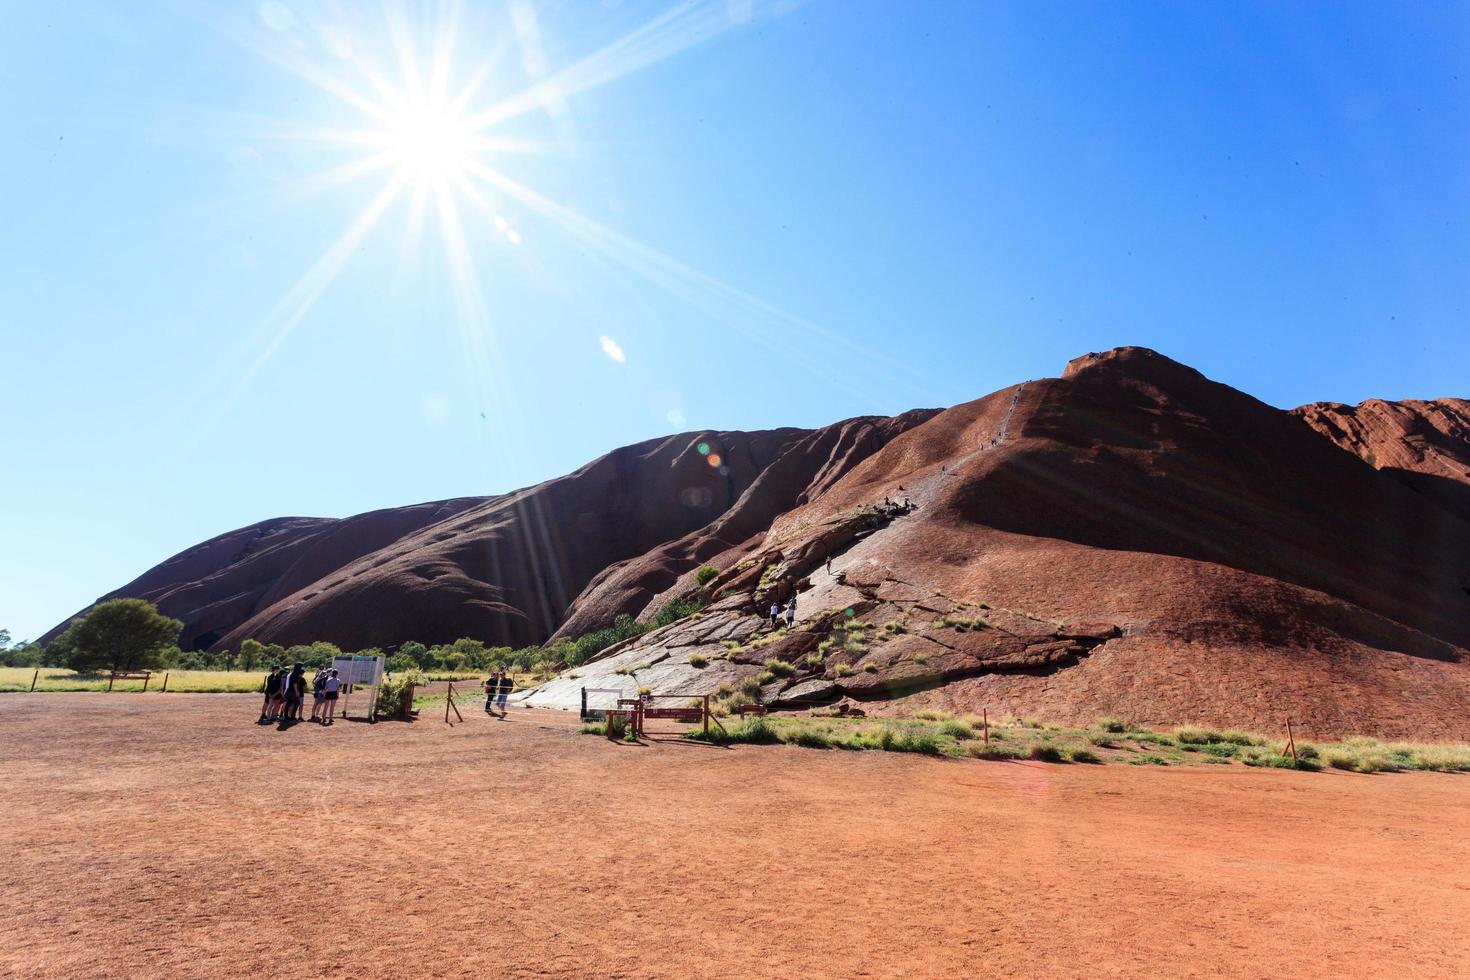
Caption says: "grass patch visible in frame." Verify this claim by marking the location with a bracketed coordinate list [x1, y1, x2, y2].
[764, 658, 796, 678]
[1096, 716, 1127, 733]
[1068, 747, 1103, 764]
[687, 653, 709, 668]
[835, 663, 855, 677]
[1028, 744, 1067, 763]
[1128, 755, 1169, 766]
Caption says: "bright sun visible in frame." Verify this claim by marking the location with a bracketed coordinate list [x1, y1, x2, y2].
[382, 98, 475, 186]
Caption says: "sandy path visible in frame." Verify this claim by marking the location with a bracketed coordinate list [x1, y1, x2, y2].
[1, 694, 1467, 978]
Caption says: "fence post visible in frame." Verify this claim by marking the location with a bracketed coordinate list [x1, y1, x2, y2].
[30, 669, 39, 692]
[107, 672, 115, 693]
[142, 672, 150, 692]
[983, 708, 989, 747]
[581, 686, 587, 722]
[446, 682, 453, 725]
[703, 694, 711, 736]
[1284, 717, 1298, 764]
[160, 673, 168, 693]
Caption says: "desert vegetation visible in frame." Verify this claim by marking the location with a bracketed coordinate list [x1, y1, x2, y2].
[591, 711, 1470, 772]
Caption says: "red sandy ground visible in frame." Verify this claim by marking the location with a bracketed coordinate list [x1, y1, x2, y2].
[2, 694, 1468, 978]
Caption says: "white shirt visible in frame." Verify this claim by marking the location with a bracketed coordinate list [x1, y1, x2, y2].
[325, 676, 341, 694]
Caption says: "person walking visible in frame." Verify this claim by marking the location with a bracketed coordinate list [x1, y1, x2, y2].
[784, 598, 796, 628]
[769, 601, 781, 629]
[259, 666, 281, 723]
[321, 669, 341, 725]
[497, 671, 514, 717]
[483, 673, 497, 714]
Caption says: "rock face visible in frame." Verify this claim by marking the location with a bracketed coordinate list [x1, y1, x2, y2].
[53, 347, 1470, 737]
[1293, 398, 1470, 524]
[523, 347, 1470, 738]
[42, 418, 933, 652]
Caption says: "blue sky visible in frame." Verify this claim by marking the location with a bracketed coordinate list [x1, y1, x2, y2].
[3, 0, 1468, 641]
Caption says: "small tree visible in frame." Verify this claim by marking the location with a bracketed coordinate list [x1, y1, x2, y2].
[0, 627, 11, 650]
[239, 639, 263, 672]
[695, 564, 719, 588]
[61, 598, 183, 673]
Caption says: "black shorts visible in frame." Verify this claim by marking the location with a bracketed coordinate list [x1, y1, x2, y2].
[324, 692, 339, 701]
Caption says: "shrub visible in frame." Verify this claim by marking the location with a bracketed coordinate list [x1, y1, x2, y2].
[1096, 717, 1127, 734]
[579, 722, 606, 735]
[654, 595, 706, 627]
[687, 653, 709, 668]
[937, 720, 974, 741]
[1069, 747, 1103, 764]
[1174, 725, 1226, 745]
[1128, 755, 1169, 766]
[862, 663, 877, 673]
[915, 710, 953, 721]
[695, 565, 720, 587]
[764, 658, 796, 678]
[836, 664, 855, 677]
[375, 669, 424, 719]
[1028, 744, 1066, 763]
[804, 652, 825, 669]
[966, 742, 1022, 761]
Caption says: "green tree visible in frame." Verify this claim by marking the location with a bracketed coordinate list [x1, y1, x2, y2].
[239, 639, 263, 672]
[0, 627, 11, 649]
[695, 564, 720, 588]
[60, 598, 183, 673]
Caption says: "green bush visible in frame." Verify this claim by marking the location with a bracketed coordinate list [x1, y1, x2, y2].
[1028, 744, 1066, 763]
[1068, 747, 1102, 764]
[654, 596, 706, 627]
[375, 669, 424, 719]
[764, 658, 796, 677]
[695, 565, 720, 587]
[937, 720, 974, 740]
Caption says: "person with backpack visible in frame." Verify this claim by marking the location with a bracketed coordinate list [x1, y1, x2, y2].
[496, 671, 514, 717]
[259, 666, 281, 723]
[785, 597, 797, 628]
[309, 668, 328, 722]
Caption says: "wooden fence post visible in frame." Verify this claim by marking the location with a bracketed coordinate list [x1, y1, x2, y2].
[142, 673, 150, 692]
[161, 672, 168, 693]
[703, 694, 711, 736]
[983, 708, 989, 747]
[30, 669, 39, 692]
[1283, 718, 1298, 764]
[107, 672, 115, 693]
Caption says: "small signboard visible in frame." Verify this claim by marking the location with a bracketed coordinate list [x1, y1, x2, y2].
[332, 654, 385, 722]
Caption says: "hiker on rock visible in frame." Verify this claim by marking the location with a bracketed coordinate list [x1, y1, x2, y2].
[770, 601, 781, 628]
[785, 598, 796, 627]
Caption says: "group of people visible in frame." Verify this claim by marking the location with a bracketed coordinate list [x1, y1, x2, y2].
[482, 670, 514, 717]
[259, 663, 342, 726]
[768, 596, 797, 629]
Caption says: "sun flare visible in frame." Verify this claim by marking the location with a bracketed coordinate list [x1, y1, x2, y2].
[381, 98, 476, 187]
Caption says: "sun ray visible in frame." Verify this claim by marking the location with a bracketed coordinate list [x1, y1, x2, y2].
[464, 0, 790, 133]
[460, 160, 941, 399]
[177, 173, 409, 460]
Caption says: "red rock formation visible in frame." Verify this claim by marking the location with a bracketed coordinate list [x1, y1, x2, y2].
[49, 347, 1470, 736]
[1293, 397, 1470, 523]
[43, 418, 934, 652]
[526, 348, 1470, 737]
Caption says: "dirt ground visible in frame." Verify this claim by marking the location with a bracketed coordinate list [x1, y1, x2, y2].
[2, 695, 1468, 979]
